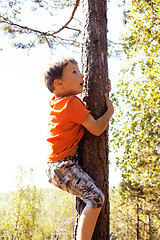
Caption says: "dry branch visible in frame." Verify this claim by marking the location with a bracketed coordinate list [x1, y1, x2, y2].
[0, 0, 80, 38]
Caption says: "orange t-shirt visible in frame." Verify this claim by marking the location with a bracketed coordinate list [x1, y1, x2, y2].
[47, 95, 90, 162]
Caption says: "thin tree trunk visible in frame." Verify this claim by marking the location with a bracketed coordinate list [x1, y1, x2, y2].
[148, 213, 152, 240]
[75, 0, 109, 239]
[136, 197, 140, 240]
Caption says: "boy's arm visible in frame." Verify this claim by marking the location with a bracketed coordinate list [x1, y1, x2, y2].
[82, 94, 114, 136]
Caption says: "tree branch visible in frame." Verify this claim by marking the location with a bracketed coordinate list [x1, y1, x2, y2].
[65, 26, 81, 33]
[108, 39, 126, 46]
[51, 0, 80, 35]
[0, 0, 80, 37]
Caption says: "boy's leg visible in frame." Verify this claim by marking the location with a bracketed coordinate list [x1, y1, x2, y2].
[46, 158, 104, 240]
[64, 162, 104, 240]
[77, 206, 102, 240]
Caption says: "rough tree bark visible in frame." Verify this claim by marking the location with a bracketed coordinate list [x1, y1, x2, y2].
[76, 0, 109, 239]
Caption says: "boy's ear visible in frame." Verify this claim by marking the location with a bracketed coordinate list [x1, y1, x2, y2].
[54, 79, 63, 88]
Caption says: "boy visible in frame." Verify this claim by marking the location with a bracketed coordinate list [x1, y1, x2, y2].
[45, 57, 114, 240]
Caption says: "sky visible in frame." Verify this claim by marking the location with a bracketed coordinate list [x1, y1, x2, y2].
[0, 1, 123, 193]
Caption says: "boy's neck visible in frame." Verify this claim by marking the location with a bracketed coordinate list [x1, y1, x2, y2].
[54, 95, 64, 99]
[54, 93, 74, 99]
[54, 89, 70, 99]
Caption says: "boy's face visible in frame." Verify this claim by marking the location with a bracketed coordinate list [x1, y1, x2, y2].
[59, 62, 84, 96]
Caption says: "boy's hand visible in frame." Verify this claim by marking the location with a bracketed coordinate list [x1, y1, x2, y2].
[105, 93, 114, 115]
[82, 93, 114, 136]
[108, 79, 111, 93]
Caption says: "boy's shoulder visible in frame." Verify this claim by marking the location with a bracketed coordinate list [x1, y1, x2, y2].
[68, 95, 86, 107]
[49, 95, 86, 112]
[66, 95, 90, 124]
[69, 95, 83, 102]
[50, 95, 83, 105]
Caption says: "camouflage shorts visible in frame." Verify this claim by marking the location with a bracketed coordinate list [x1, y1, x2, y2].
[46, 156, 104, 208]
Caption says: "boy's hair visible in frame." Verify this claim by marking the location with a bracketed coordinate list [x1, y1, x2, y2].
[44, 57, 78, 93]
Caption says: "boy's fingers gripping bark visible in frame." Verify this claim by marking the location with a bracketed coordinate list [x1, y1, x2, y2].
[105, 93, 114, 114]
[104, 93, 110, 106]
[108, 79, 111, 92]
[105, 79, 111, 93]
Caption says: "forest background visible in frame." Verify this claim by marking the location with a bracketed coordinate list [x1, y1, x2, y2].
[0, 0, 159, 239]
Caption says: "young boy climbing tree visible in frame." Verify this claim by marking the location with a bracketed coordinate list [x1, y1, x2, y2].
[44, 57, 114, 240]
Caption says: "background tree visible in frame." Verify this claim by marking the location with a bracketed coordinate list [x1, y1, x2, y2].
[111, 0, 160, 239]
[110, 185, 137, 240]
[76, 0, 110, 239]
[34, 188, 76, 240]
[0, 167, 42, 239]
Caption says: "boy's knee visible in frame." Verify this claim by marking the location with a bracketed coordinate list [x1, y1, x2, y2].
[88, 190, 105, 209]
[95, 191, 105, 208]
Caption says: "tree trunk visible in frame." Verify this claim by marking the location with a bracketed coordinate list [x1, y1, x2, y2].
[136, 198, 140, 240]
[148, 213, 152, 240]
[75, 0, 109, 239]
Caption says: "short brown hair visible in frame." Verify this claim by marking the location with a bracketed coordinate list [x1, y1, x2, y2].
[44, 57, 78, 93]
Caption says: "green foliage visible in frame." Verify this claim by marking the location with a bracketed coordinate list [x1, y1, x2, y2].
[0, 167, 42, 239]
[0, 166, 76, 240]
[36, 188, 76, 240]
[123, 0, 159, 57]
[110, 0, 160, 239]
[110, 186, 137, 240]
[110, 185, 160, 240]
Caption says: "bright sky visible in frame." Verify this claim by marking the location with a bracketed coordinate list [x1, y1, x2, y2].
[0, 1, 123, 193]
